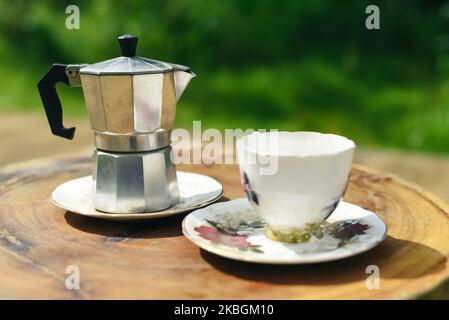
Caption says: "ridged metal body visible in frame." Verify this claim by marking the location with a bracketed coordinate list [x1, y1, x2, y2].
[93, 148, 179, 213]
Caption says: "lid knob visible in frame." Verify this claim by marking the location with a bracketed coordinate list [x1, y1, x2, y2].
[118, 34, 138, 57]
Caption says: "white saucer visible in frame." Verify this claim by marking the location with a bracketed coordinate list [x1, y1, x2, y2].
[51, 172, 223, 221]
[182, 198, 387, 264]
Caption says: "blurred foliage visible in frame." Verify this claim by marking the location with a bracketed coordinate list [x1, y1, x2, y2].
[1, 0, 449, 152]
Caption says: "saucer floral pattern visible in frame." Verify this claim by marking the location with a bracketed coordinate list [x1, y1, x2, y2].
[194, 225, 263, 253]
[194, 207, 265, 253]
[328, 220, 370, 248]
[193, 206, 372, 255]
[184, 199, 387, 264]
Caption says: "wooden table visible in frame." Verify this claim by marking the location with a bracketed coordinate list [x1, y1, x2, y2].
[1, 155, 449, 299]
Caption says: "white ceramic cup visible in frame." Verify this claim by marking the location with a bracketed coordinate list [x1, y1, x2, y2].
[236, 131, 355, 242]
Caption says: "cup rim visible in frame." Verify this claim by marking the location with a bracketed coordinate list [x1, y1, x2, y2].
[236, 131, 356, 158]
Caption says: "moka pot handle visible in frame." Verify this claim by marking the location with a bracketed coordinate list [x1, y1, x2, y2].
[37, 63, 76, 139]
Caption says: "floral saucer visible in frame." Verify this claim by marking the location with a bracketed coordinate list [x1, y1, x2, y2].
[182, 198, 387, 264]
[51, 172, 223, 221]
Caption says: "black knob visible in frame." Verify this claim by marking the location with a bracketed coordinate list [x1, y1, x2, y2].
[118, 34, 138, 57]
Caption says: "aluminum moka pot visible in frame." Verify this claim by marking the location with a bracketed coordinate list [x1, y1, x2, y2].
[38, 34, 195, 213]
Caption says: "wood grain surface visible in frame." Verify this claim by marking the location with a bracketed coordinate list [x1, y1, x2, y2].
[1, 156, 449, 299]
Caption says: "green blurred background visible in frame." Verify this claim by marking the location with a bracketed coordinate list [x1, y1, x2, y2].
[1, 0, 449, 153]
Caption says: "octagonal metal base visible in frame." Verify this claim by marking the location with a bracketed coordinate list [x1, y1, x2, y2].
[93, 147, 179, 213]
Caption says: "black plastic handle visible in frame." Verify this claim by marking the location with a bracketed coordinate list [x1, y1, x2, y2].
[37, 64, 75, 140]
